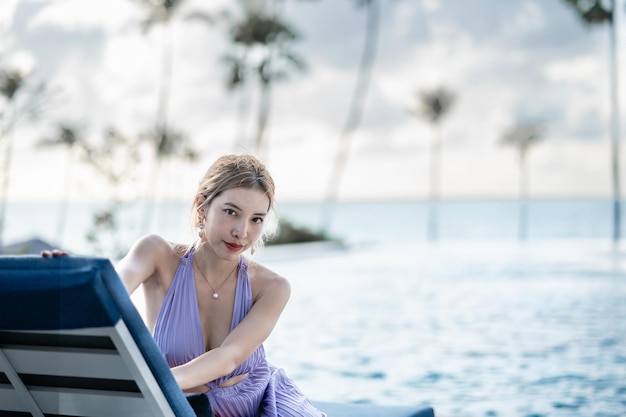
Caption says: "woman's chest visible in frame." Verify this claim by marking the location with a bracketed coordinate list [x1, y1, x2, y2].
[195, 281, 236, 351]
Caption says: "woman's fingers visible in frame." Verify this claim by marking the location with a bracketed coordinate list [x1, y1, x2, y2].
[41, 249, 70, 257]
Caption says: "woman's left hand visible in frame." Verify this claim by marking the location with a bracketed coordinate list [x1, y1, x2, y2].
[41, 249, 70, 257]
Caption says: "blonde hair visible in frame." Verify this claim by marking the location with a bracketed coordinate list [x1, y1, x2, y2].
[191, 154, 277, 252]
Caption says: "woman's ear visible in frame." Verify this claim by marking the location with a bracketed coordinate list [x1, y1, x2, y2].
[195, 194, 206, 218]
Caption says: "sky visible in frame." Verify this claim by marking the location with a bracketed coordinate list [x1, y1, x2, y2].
[1, 0, 626, 203]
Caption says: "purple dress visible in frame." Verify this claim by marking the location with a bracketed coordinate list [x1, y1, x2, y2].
[153, 248, 326, 417]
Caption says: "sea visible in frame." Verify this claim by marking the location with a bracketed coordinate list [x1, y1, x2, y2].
[4, 199, 626, 417]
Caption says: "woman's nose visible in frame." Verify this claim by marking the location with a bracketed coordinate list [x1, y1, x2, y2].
[232, 220, 247, 239]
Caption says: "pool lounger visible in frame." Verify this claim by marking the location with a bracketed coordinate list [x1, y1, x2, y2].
[0, 256, 434, 417]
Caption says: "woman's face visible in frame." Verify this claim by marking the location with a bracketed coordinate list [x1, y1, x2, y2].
[203, 187, 270, 259]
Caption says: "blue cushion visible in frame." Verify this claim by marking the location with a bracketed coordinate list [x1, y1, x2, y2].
[0, 256, 120, 330]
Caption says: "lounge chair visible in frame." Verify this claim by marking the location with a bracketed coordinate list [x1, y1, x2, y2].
[0, 256, 434, 417]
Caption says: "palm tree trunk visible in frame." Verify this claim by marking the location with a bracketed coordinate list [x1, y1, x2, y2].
[55, 145, 75, 245]
[142, 24, 173, 234]
[157, 24, 173, 133]
[0, 103, 16, 251]
[322, 0, 380, 232]
[141, 156, 162, 234]
[234, 49, 251, 151]
[428, 123, 442, 242]
[519, 151, 529, 240]
[0, 131, 14, 251]
[253, 0, 286, 161]
[255, 80, 272, 161]
[609, 0, 621, 242]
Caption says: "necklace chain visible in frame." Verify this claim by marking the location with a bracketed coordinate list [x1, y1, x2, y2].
[193, 256, 238, 300]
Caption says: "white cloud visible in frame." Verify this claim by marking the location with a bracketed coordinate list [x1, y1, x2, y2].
[505, 1, 545, 35]
[545, 55, 604, 83]
[29, 0, 139, 33]
[6, 49, 36, 73]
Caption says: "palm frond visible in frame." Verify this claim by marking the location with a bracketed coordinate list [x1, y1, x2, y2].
[141, 125, 194, 160]
[185, 11, 215, 25]
[281, 51, 307, 72]
[0, 70, 25, 100]
[38, 123, 82, 148]
[500, 120, 546, 154]
[414, 87, 456, 124]
[562, 0, 612, 25]
[223, 54, 247, 90]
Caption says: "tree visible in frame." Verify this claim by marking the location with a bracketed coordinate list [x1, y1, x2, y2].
[322, 0, 380, 232]
[411, 86, 456, 241]
[139, 125, 198, 233]
[500, 120, 546, 240]
[223, 2, 305, 159]
[133, 0, 185, 136]
[562, 0, 623, 241]
[82, 128, 142, 258]
[131, 0, 208, 234]
[0, 68, 47, 250]
[37, 123, 85, 246]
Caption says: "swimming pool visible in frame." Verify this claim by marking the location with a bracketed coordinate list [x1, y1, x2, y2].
[262, 240, 626, 417]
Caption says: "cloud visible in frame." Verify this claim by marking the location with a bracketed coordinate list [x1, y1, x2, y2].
[28, 0, 139, 33]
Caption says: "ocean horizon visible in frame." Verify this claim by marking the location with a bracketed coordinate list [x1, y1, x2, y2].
[4, 198, 626, 256]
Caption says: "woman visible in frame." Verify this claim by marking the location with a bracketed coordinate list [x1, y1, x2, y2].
[45, 154, 325, 417]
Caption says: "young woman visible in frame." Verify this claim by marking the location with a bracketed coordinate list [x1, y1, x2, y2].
[45, 154, 325, 417]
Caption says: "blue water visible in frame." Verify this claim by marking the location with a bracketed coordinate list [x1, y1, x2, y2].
[261, 241, 626, 417]
[277, 199, 626, 244]
[4, 199, 626, 416]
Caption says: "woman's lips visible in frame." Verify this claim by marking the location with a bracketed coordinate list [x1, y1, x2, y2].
[225, 242, 244, 252]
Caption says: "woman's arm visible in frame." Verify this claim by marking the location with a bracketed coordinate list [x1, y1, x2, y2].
[115, 234, 170, 295]
[171, 268, 291, 389]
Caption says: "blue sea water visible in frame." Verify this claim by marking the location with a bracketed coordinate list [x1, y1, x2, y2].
[260, 240, 625, 417]
[4, 199, 626, 416]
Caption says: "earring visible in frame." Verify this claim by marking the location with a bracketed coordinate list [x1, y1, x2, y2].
[197, 223, 205, 239]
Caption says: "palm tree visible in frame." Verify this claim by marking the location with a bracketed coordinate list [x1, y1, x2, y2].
[0, 69, 23, 251]
[322, 0, 380, 233]
[82, 128, 142, 258]
[562, 0, 622, 241]
[411, 86, 456, 241]
[131, 0, 209, 234]
[224, 2, 305, 159]
[223, 52, 251, 149]
[500, 120, 546, 240]
[37, 123, 84, 246]
[133, 0, 184, 134]
[0, 68, 47, 250]
[134, 0, 215, 131]
[139, 125, 198, 233]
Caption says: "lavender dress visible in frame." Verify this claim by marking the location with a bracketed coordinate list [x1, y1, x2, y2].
[153, 248, 326, 417]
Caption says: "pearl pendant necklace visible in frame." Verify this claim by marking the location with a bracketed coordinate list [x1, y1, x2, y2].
[193, 256, 238, 300]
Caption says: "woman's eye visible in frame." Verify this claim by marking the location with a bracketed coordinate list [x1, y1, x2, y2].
[225, 208, 236, 216]
[252, 217, 264, 224]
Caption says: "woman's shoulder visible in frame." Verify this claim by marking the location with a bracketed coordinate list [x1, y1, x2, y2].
[130, 234, 187, 261]
[246, 259, 291, 295]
